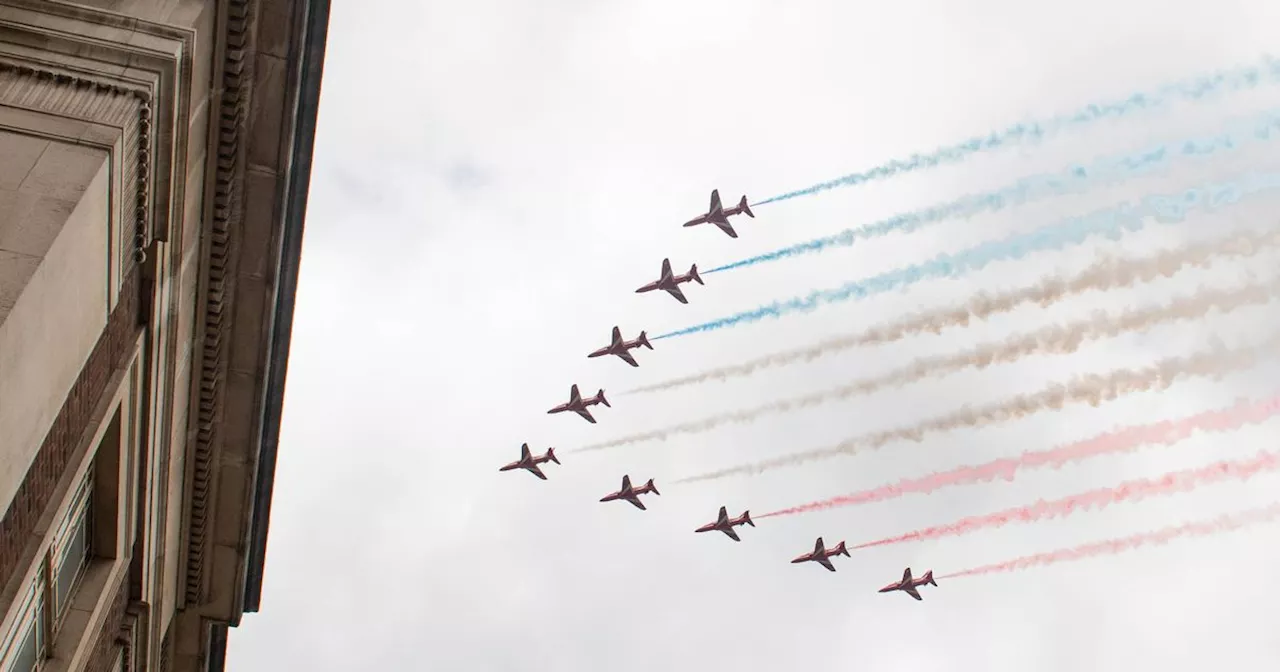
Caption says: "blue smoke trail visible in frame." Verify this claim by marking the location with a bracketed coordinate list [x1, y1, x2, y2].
[710, 110, 1280, 273]
[753, 55, 1280, 206]
[654, 172, 1280, 340]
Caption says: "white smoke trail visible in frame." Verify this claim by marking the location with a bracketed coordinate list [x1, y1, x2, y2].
[676, 332, 1280, 483]
[629, 227, 1280, 394]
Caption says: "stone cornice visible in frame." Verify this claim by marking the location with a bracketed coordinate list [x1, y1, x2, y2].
[0, 60, 152, 266]
[184, 0, 252, 611]
[0, 1, 196, 269]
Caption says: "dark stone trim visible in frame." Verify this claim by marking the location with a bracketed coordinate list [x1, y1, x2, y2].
[205, 622, 227, 672]
[242, 0, 331, 615]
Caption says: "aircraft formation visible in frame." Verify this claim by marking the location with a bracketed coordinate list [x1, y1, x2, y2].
[500, 189, 935, 601]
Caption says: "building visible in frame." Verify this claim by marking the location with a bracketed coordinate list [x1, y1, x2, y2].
[0, 0, 329, 669]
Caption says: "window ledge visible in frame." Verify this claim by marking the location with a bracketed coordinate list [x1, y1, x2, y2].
[42, 558, 126, 672]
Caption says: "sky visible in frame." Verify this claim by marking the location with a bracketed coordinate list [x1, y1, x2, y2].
[227, 1, 1280, 669]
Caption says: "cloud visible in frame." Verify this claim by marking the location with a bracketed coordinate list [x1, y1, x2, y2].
[227, 0, 1280, 670]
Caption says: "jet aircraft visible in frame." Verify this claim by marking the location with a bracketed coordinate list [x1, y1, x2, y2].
[681, 189, 755, 238]
[694, 506, 755, 541]
[587, 326, 653, 367]
[546, 384, 610, 424]
[635, 258, 704, 304]
[599, 475, 660, 510]
[789, 537, 850, 572]
[498, 443, 560, 480]
[878, 567, 938, 601]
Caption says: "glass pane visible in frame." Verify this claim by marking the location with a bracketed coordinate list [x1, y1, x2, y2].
[2, 573, 46, 672]
[8, 622, 38, 672]
[35, 602, 45, 658]
[55, 510, 90, 615]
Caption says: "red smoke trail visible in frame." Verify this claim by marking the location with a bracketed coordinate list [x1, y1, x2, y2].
[849, 451, 1280, 550]
[936, 502, 1280, 580]
[756, 395, 1280, 519]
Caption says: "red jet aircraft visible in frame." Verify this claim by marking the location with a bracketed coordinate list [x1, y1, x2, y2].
[878, 567, 937, 601]
[599, 475, 660, 510]
[694, 506, 755, 541]
[635, 258, 704, 304]
[498, 443, 560, 480]
[790, 537, 850, 572]
[682, 189, 755, 238]
[587, 326, 653, 367]
[546, 384, 610, 424]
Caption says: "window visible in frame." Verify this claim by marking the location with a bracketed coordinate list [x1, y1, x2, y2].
[0, 565, 47, 672]
[0, 469, 92, 672]
[50, 470, 93, 626]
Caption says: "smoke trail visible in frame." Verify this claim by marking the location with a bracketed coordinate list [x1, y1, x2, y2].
[758, 395, 1280, 518]
[713, 111, 1280, 273]
[851, 451, 1280, 550]
[936, 502, 1280, 580]
[754, 55, 1280, 206]
[629, 227, 1280, 395]
[675, 332, 1280, 483]
[585, 283, 1279, 452]
[655, 173, 1280, 340]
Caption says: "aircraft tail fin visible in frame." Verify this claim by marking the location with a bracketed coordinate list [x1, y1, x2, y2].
[738, 195, 754, 218]
[742, 510, 755, 527]
[833, 541, 849, 557]
[546, 448, 560, 465]
[646, 478, 660, 495]
[637, 331, 653, 350]
[688, 264, 704, 285]
[922, 570, 936, 586]
[595, 389, 611, 407]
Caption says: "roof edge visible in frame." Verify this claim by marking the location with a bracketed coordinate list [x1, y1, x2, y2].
[240, 0, 332, 614]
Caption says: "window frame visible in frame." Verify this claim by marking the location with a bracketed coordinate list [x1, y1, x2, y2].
[0, 465, 94, 671]
[0, 564, 47, 672]
[48, 469, 94, 631]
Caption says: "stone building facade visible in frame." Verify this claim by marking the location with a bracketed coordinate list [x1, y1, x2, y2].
[0, 0, 329, 670]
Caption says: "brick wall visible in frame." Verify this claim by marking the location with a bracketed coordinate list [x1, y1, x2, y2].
[0, 266, 142, 590]
[82, 572, 128, 672]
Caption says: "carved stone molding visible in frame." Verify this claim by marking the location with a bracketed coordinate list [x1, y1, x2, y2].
[0, 0, 196, 267]
[0, 59, 153, 265]
[115, 600, 149, 672]
[185, 0, 253, 608]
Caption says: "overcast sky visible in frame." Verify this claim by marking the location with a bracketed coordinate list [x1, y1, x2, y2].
[227, 1, 1280, 669]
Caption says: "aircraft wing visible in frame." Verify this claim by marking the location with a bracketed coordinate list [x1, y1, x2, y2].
[525, 463, 547, 480]
[721, 527, 741, 542]
[817, 556, 836, 572]
[709, 189, 723, 213]
[616, 350, 639, 367]
[665, 285, 689, 304]
[626, 495, 647, 510]
[903, 585, 922, 601]
[713, 219, 739, 238]
[574, 407, 597, 423]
